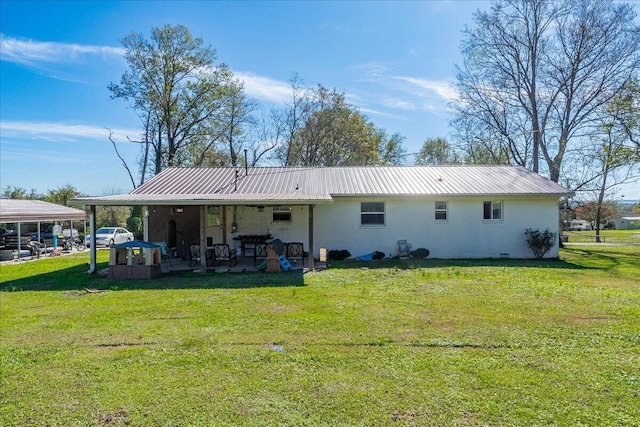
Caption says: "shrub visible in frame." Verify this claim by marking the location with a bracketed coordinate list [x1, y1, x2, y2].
[328, 249, 351, 261]
[411, 248, 430, 259]
[525, 228, 557, 259]
[372, 251, 385, 260]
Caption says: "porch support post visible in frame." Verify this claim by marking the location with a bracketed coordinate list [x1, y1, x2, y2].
[199, 205, 207, 271]
[87, 205, 96, 274]
[308, 204, 315, 271]
[222, 205, 227, 244]
[143, 205, 149, 242]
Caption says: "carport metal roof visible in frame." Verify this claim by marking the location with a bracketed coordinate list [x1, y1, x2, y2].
[0, 199, 87, 223]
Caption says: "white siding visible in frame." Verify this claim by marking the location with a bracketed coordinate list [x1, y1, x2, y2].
[314, 196, 561, 259]
[224, 205, 310, 252]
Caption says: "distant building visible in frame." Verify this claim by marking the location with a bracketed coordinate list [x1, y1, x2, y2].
[614, 214, 640, 230]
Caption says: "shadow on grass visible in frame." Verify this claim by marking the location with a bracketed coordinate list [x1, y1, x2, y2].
[1, 262, 306, 292]
[326, 256, 595, 271]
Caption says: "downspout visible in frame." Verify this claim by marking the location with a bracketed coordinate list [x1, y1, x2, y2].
[17, 222, 21, 260]
[200, 205, 207, 272]
[308, 204, 314, 271]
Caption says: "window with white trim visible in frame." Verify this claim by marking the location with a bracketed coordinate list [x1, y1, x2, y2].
[435, 201, 448, 221]
[483, 201, 503, 220]
[361, 202, 385, 226]
[272, 206, 292, 222]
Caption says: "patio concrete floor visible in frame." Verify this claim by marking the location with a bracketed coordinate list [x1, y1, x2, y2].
[161, 255, 325, 274]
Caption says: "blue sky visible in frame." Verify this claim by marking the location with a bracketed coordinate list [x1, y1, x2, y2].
[1, 0, 492, 196]
[5, 0, 634, 204]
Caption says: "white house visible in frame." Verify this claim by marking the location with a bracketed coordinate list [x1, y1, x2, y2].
[71, 165, 572, 272]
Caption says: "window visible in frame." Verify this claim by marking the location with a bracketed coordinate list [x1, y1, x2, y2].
[483, 201, 503, 220]
[435, 201, 448, 221]
[361, 202, 385, 225]
[272, 206, 292, 222]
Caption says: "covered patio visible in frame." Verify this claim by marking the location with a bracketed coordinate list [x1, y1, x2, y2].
[71, 168, 333, 275]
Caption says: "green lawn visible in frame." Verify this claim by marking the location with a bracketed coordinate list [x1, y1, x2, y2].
[563, 229, 640, 244]
[1, 246, 639, 426]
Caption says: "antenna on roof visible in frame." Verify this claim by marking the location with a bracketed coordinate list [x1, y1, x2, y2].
[244, 149, 248, 176]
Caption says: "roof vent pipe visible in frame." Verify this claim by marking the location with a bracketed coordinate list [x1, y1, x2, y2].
[244, 149, 248, 176]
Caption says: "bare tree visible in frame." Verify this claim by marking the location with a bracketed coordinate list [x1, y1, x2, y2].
[453, 0, 640, 183]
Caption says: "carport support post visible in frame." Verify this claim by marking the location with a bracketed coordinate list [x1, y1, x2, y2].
[308, 204, 315, 271]
[87, 205, 96, 274]
[200, 205, 207, 272]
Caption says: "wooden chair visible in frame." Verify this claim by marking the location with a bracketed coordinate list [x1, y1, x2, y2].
[254, 243, 268, 265]
[285, 242, 304, 266]
[212, 244, 237, 267]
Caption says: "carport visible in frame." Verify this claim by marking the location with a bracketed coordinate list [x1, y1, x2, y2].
[0, 199, 87, 259]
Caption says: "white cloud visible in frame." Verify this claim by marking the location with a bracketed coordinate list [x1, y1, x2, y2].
[349, 62, 390, 81]
[393, 76, 457, 102]
[234, 71, 292, 104]
[0, 34, 125, 66]
[382, 98, 416, 111]
[0, 120, 140, 143]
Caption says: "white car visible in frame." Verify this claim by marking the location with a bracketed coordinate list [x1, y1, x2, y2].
[85, 227, 134, 247]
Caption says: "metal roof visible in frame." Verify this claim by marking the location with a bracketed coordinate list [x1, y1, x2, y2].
[71, 166, 572, 206]
[0, 199, 87, 223]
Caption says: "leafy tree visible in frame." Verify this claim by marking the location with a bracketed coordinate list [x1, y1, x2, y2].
[109, 24, 237, 179]
[1, 186, 39, 199]
[277, 84, 405, 166]
[415, 138, 460, 165]
[42, 184, 84, 206]
[96, 188, 129, 228]
[127, 206, 144, 239]
[574, 202, 617, 227]
[452, 0, 640, 183]
[376, 131, 406, 166]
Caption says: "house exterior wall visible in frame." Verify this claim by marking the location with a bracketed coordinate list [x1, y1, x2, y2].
[224, 205, 309, 253]
[145, 195, 561, 260]
[314, 196, 561, 259]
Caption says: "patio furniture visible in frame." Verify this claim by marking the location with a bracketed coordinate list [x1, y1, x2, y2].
[232, 234, 272, 256]
[191, 244, 215, 267]
[153, 241, 173, 266]
[254, 243, 268, 265]
[212, 243, 237, 267]
[189, 244, 201, 267]
[285, 242, 304, 266]
[398, 240, 411, 258]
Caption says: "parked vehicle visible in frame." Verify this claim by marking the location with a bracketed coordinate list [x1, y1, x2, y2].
[568, 220, 591, 231]
[85, 227, 134, 247]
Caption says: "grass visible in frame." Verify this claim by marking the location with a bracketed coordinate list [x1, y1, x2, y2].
[563, 229, 640, 244]
[1, 246, 639, 426]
